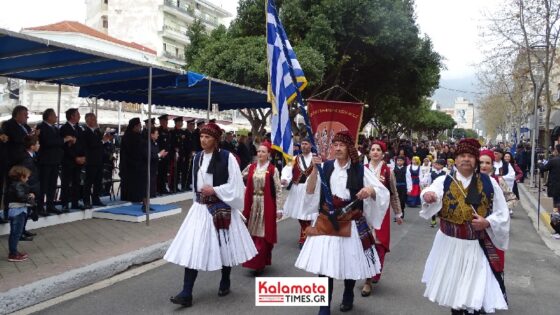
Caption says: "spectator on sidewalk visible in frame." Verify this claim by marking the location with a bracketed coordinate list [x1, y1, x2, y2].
[18, 135, 41, 240]
[83, 113, 107, 208]
[540, 144, 560, 215]
[37, 108, 65, 215]
[0, 130, 8, 224]
[60, 108, 86, 211]
[6, 166, 35, 262]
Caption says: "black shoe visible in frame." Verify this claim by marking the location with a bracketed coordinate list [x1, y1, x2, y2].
[71, 204, 80, 210]
[83, 204, 93, 210]
[19, 235, 34, 241]
[49, 207, 64, 215]
[23, 231, 37, 237]
[218, 288, 230, 297]
[0, 217, 7, 224]
[169, 294, 192, 307]
[92, 202, 106, 207]
[339, 303, 353, 312]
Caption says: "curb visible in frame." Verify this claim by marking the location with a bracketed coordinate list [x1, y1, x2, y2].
[518, 183, 552, 232]
[0, 240, 171, 315]
[518, 184, 560, 257]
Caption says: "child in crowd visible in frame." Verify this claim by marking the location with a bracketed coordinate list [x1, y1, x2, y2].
[6, 166, 36, 262]
[426, 159, 447, 227]
[393, 156, 408, 219]
[420, 157, 432, 190]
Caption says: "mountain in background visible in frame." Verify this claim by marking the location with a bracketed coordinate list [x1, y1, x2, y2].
[431, 74, 479, 107]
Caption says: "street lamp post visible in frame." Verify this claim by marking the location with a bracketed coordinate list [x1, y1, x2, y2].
[529, 73, 543, 187]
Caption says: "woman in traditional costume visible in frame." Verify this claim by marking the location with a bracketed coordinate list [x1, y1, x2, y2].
[406, 156, 422, 207]
[241, 141, 282, 273]
[360, 140, 403, 297]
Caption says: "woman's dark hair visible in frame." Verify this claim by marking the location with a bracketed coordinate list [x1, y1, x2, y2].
[504, 152, 516, 166]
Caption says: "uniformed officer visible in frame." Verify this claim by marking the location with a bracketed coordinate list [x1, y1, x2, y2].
[169, 117, 186, 192]
[182, 119, 195, 191]
[157, 114, 171, 194]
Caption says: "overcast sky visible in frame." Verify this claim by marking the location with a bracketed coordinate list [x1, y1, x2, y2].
[0, 0, 499, 82]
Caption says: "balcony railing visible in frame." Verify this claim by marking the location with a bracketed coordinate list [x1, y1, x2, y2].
[163, 0, 219, 27]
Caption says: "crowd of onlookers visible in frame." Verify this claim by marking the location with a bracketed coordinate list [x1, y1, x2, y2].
[2, 104, 559, 260]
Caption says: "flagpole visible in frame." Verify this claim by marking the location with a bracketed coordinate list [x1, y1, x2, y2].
[268, 2, 338, 228]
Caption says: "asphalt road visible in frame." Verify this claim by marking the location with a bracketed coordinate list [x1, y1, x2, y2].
[35, 204, 560, 315]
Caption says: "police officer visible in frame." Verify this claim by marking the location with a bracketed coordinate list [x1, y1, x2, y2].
[182, 119, 194, 191]
[157, 114, 171, 194]
[192, 120, 204, 153]
[169, 117, 186, 192]
[142, 118, 155, 138]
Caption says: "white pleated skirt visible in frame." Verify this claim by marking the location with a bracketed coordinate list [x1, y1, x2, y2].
[164, 202, 257, 271]
[422, 230, 508, 313]
[283, 183, 316, 221]
[295, 220, 381, 280]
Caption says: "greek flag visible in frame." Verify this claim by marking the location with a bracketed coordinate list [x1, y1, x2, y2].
[267, 0, 307, 158]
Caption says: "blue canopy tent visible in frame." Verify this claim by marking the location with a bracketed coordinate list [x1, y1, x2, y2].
[79, 71, 269, 111]
[0, 27, 269, 223]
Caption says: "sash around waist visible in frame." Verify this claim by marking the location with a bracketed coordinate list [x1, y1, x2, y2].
[195, 192, 222, 205]
[439, 219, 483, 240]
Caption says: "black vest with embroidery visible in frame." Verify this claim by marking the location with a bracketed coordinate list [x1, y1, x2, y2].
[319, 160, 364, 211]
[193, 149, 230, 191]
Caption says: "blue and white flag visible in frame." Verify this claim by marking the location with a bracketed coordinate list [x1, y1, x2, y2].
[266, 0, 307, 158]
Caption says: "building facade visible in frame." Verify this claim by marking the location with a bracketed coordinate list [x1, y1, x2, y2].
[453, 97, 475, 130]
[85, 0, 232, 68]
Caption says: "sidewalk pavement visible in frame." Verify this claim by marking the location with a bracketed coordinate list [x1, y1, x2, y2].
[518, 182, 560, 256]
[0, 199, 191, 314]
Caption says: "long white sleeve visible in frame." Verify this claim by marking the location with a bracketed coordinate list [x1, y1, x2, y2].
[419, 175, 446, 219]
[406, 165, 413, 193]
[363, 167, 390, 229]
[485, 177, 511, 250]
[213, 153, 246, 210]
[281, 164, 293, 183]
[502, 163, 516, 190]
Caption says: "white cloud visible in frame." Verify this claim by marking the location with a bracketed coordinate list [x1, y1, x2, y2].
[0, 0, 86, 31]
[415, 0, 500, 80]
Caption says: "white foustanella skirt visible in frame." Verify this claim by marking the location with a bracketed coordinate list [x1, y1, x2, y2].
[295, 220, 381, 280]
[422, 230, 508, 313]
[283, 183, 317, 221]
[164, 202, 257, 271]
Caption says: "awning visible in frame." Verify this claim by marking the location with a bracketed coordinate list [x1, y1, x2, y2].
[0, 28, 270, 109]
[78, 71, 270, 110]
[0, 28, 180, 88]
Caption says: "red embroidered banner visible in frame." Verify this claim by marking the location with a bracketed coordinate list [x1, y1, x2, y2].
[307, 99, 364, 160]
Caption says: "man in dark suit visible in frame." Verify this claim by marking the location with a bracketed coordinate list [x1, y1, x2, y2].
[2, 105, 33, 220]
[37, 108, 66, 215]
[0, 129, 8, 223]
[540, 144, 560, 213]
[220, 132, 236, 152]
[59, 108, 86, 211]
[2, 105, 32, 169]
[83, 113, 106, 208]
[157, 115, 171, 194]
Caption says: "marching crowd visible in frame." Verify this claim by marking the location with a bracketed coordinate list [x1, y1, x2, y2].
[4, 104, 560, 315]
